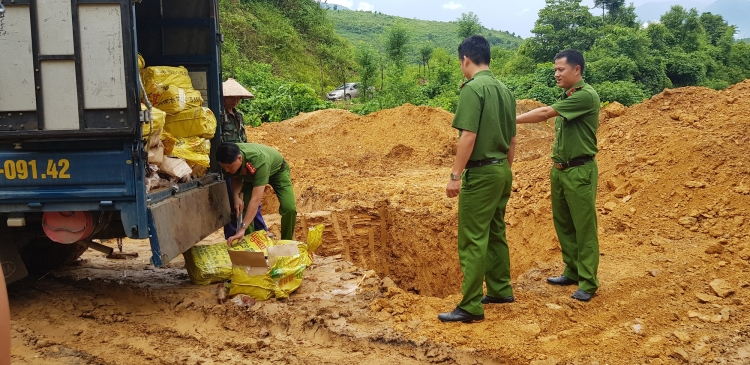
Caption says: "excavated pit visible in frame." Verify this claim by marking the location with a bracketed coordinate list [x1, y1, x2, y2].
[255, 102, 559, 297]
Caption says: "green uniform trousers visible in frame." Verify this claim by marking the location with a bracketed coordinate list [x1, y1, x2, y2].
[457, 162, 513, 316]
[242, 166, 297, 240]
[550, 160, 600, 294]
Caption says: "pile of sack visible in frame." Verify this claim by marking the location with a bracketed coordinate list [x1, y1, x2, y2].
[183, 225, 324, 301]
[138, 54, 217, 191]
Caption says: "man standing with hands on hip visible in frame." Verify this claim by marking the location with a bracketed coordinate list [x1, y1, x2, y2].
[439, 35, 517, 323]
[516, 49, 601, 302]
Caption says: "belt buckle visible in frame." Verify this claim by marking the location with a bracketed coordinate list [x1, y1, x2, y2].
[554, 163, 564, 170]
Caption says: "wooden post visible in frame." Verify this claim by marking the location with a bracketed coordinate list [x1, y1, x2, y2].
[331, 211, 350, 262]
[379, 207, 390, 277]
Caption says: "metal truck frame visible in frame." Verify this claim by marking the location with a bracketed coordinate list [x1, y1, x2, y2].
[0, 0, 230, 283]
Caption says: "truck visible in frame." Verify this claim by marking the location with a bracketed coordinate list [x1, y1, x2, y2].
[0, 0, 231, 283]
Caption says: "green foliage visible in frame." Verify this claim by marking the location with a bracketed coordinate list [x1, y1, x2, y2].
[457, 12, 482, 39]
[326, 8, 522, 57]
[593, 81, 648, 106]
[356, 46, 379, 96]
[219, 0, 344, 124]
[234, 63, 333, 126]
[523, 0, 603, 63]
[385, 22, 411, 66]
[218, 0, 750, 125]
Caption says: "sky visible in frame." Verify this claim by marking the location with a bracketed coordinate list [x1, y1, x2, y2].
[321, 0, 716, 38]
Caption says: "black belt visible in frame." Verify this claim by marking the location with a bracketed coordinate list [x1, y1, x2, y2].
[553, 156, 593, 170]
[465, 158, 505, 169]
[280, 160, 288, 170]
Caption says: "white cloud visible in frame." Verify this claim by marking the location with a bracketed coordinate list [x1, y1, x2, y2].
[357, 2, 374, 11]
[442, 1, 463, 10]
[326, 0, 353, 8]
[517, 8, 530, 15]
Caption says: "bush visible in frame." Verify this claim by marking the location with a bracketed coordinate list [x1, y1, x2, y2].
[234, 63, 333, 126]
[593, 81, 649, 106]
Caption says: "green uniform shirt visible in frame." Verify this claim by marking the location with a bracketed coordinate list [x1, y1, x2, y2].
[231, 143, 285, 187]
[451, 70, 517, 162]
[222, 109, 248, 143]
[550, 80, 600, 162]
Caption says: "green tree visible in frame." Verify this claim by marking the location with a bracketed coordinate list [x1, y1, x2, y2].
[524, 0, 603, 63]
[384, 21, 410, 67]
[419, 42, 435, 78]
[457, 12, 482, 39]
[356, 46, 379, 97]
[660, 6, 704, 53]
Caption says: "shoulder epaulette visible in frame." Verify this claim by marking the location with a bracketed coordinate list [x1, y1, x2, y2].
[566, 86, 584, 97]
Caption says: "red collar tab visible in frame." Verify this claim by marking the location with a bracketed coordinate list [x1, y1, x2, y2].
[566, 86, 583, 97]
[244, 162, 256, 175]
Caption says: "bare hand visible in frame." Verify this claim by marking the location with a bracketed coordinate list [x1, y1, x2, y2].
[446, 179, 461, 198]
[227, 231, 244, 247]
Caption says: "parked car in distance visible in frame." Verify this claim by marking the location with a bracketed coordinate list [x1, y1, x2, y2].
[327, 83, 373, 101]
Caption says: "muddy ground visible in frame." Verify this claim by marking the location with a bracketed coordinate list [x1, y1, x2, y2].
[9, 81, 750, 364]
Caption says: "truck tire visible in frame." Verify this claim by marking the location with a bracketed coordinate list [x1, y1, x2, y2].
[345, 94, 352, 101]
[19, 238, 87, 275]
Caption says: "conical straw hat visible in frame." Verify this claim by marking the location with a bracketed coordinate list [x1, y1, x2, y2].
[223, 78, 254, 99]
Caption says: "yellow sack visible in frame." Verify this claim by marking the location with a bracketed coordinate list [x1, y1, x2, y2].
[164, 106, 217, 139]
[227, 230, 278, 299]
[161, 132, 177, 156]
[138, 54, 146, 70]
[232, 229, 275, 254]
[171, 138, 210, 172]
[183, 242, 233, 285]
[141, 104, 166, 148]
[278, 224, 325, 267]
[228, 226, 324, 300]
[141, 65, 193, 91]
[307, 224, 324, 252]
[269, 254, 306, 298]
[227, 266, 276, 300]
[150, 85, 203, 115]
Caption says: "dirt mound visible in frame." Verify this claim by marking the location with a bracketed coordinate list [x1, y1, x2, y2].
[246, 83, 750, 362]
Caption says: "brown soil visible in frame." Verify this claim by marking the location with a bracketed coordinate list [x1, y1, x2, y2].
[10, 80, 750, 364]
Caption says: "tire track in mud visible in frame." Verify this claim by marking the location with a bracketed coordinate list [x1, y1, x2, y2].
[10, 255, 503, 365]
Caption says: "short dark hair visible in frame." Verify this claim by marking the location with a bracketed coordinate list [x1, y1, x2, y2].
[458, 35, 491, 66]
[217, 143, 241, 164]
[554, 49, 585, 74]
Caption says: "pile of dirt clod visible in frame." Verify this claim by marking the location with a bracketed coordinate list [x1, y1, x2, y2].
[249, 83, 750, 363]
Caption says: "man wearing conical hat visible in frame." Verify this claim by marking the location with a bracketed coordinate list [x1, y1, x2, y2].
[222, 78, 268, 238]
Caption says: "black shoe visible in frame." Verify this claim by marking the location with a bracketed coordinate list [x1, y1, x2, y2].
[571, 289, 594, 302]
[437, 307, 484, 323]
[547, 275, 577, 286]
[481, 295, 515, 304]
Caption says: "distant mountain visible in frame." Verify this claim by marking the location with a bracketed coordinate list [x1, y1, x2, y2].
[703, 0, 750, 37]
[319, 2, 350, 11]
[325, 8, 522, 55]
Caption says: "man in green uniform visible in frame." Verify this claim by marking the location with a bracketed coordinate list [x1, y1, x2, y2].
[438, 35, 517, 323]
[516, 49, 600, 302]
[221, 79, 268, 238]
[217, 142, 297, 244]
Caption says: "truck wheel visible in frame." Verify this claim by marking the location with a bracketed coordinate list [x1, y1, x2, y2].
[345, 94, 351, 101]
[19, 238, 87, 275]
